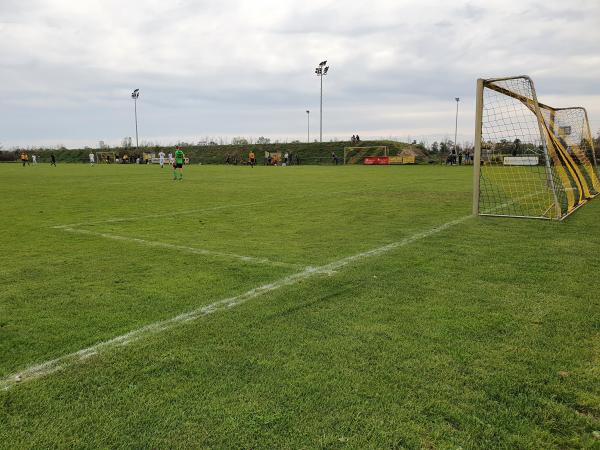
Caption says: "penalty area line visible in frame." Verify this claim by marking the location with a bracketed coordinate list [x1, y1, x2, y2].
[55, 227, 302, 269]
[53, 200, 268, 229]
[51, 189, 380, 230]
[1, 213, 472, 391]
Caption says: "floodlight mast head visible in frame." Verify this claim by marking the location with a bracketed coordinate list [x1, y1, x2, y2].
[131, 89, 140, 99]
[315, 66, 329, 77]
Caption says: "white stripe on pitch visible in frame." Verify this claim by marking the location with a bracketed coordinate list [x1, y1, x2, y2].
[52, 188, 376, 229]
[1, 214, 471, 391]
[53, 201, 268, 229]
[56, 227, 301, 269]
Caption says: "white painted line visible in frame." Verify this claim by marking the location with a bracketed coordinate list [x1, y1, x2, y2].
[53, 201, 268, 229]
[56, 227, 301, 269]
[1, 214, 471, 391]
[51, 189, 375, 229]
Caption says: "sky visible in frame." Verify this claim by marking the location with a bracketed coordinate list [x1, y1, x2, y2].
[1, 0, 599, 149]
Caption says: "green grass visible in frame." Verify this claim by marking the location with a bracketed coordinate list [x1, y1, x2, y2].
[0, 163, 598, 448]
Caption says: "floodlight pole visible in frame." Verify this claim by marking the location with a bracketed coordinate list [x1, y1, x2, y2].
[131, 89, 140, 150]
[320, 74, 323, 142]
[454, 97, 460, 155]
[306, 110, 310, 143]
[315, 61, 329, 143]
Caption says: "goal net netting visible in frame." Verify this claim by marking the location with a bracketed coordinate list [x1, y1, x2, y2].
[473, 76, 599, 220]
[96, 152, 116, 163]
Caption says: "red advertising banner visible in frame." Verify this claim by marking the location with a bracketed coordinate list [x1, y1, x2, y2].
[363, 156, 389, 165]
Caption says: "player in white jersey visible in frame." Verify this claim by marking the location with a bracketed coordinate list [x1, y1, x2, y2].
[158, 151, 166, 168]
[89, 152, 95, 165]
[32, 155, 37, 165]
[168, 153, 173, 164]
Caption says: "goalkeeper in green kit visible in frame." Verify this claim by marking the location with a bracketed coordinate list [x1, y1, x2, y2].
[173, 147, 185, 180]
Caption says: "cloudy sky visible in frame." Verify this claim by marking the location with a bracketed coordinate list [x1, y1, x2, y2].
[1, 0, 599, 148]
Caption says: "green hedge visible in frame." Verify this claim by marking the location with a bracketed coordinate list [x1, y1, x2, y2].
[2, 140, 430, 165]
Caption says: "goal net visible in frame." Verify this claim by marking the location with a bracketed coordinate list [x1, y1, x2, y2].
[343, 146, 388, 164]
[96, 151, 116, 163]
[473, 76, 599, 220]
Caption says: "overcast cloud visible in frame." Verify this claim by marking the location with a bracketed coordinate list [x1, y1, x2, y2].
[1, 0, 599, 148]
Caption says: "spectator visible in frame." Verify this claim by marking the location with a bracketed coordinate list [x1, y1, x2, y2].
[458, 152, 463, 165]
[284, 152, 289, 166]
[332, 151, 339, 165]
[356, 134, 361, 142]
[295, 154, 300, 165]
[351, 135, 356, 144]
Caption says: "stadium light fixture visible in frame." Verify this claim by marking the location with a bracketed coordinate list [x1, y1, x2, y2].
[454, 97, 460, 156]
[315, 60, 330, 143]
[131, 89, 140, 150]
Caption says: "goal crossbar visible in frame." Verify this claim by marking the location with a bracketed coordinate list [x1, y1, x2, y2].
[473, 75, 599, 220]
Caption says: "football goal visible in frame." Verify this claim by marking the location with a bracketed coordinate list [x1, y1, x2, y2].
[472, 76, 599, 220]
[97, 151, 116, 163]
[343, 146, 388, 164]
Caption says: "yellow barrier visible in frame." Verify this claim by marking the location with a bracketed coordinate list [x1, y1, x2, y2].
[389, 156, 416, 165]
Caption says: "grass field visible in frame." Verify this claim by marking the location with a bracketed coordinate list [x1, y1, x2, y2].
[0, 163, 599, 449]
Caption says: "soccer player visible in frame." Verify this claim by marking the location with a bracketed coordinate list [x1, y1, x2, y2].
[158, 150, 166, 168]
[32, 154, 37, 165]
[173, 147, 185, 180]
[50, 154, 57, 166]
[20, 151, 29, 167]
[168, 152, 173, 164]
[249, 150, 256, 168]
[89, 152, 95, 165]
